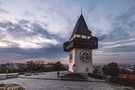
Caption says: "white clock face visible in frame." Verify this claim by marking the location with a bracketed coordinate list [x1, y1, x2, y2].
[80, 50, 91, 63]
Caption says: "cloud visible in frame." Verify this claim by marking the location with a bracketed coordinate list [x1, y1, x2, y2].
[0, 20, 60, 49]
[22, 11, 34, 17]
[92, 6, 135, 63]
[0, 1, 8, 14]
[0, 0, 135, 63]
[0, 18, 65, 62]
[101, 38, 135, 49]
[106, 6, 135, 41]
[0, 8, 8, 14]
[90, 5, 135, 43]
[96, 6, 135, 44]
[0, 43, 65, 62]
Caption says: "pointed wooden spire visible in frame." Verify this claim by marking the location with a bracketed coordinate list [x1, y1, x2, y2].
[70, 14, 91, 39]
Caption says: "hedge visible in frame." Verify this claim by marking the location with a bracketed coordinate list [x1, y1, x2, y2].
[109, 77, 135, 89]
[88, 73, 103, 79]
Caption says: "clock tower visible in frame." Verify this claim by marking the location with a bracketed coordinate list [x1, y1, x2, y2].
[63, 14, 98, 73]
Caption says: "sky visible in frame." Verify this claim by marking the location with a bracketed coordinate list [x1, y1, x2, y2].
[0, 0, 135, 64]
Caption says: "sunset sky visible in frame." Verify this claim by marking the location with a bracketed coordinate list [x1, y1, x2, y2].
[0, 0, 135, 64]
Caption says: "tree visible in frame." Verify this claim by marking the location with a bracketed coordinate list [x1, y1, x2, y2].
[0, 64, 7, 73]
[25, 61, 45, 72]
[52, 61, 63, 71]
[102, 62, 120, 77]
[102, 65, 108, 75]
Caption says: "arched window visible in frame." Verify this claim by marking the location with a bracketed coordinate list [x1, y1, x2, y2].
[72, 64, 77, 72]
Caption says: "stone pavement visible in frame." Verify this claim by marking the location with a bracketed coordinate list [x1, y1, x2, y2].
[0, 71, 134, 90]
[20, 71, 106, 83]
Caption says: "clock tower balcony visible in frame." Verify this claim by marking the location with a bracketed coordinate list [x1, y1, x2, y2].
[63, 37, 98, 52]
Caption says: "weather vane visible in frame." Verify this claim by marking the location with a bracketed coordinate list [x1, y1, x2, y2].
[81, 9, 82, 14]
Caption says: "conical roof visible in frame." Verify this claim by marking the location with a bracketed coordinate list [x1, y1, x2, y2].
[70, 14, 91, 39]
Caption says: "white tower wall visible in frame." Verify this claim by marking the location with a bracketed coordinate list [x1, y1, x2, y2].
[69, 48, 93, 73]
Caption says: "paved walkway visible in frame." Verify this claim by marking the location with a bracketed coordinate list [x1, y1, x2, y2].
[20, 71, 105, 82]
[0, 71, 134, 90]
